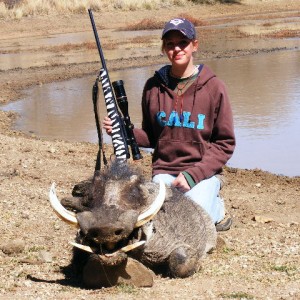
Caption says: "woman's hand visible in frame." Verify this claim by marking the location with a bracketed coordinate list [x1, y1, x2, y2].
[102, 116, 112, 135]
[172, 173, 191, 192]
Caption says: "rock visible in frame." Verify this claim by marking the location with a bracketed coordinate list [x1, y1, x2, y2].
[49, 147, 56, 153]
[82, 257, 154, 288]
[252, 215, 273, 223]
[288, 222, 299, 227]
[0, 239, 25, 255]
[21, 211, 30, 219]
[38, 250, 53, 263]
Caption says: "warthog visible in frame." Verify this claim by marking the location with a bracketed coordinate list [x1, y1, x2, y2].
[49, 161, 217, 288]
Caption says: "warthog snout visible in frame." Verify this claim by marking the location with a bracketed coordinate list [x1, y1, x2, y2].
[87, 226, 126, 242]
[76, 209, 139, 245]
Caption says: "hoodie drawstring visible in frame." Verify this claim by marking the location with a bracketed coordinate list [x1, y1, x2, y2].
[173, 67, 199, 122]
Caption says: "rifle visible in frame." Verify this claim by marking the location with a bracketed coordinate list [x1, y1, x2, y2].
[88, 9, 142, 168]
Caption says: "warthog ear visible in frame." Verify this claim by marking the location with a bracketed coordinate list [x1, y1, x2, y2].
[139, 184, 150, 199]
[92, 170, 101, 182]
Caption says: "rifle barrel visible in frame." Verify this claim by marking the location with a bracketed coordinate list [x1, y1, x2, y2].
[88, 9, 107, 70]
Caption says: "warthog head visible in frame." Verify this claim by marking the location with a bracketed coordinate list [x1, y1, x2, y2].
[49, 161, 165, 256]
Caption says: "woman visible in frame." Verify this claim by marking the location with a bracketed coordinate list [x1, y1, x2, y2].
[103, 18, 235, 229]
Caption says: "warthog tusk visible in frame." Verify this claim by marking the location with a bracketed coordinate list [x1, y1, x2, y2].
[69, 241, 93, 253]
[49, 183, 78, 226]
[69, 240, 146, 256]
[118, 240, 146, 254]
[135, 180, 166, 228]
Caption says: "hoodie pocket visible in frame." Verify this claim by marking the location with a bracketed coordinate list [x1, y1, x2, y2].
[154, 139, 205, 164]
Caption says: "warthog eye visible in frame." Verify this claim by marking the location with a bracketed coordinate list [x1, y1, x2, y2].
[89, 229, 99, 239]
[115, 229, 123, 236]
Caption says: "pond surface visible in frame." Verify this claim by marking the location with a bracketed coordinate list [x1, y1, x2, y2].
[1, 50, 300, 177]
[0, 29, 160, 71]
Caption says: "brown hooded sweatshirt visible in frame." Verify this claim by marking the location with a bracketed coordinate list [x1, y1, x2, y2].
[133, 64, 236, 184]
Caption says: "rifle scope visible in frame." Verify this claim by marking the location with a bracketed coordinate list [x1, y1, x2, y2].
[112, 80, 143, 161]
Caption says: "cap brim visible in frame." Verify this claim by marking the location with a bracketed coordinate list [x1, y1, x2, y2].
[161, 28, 192, 39]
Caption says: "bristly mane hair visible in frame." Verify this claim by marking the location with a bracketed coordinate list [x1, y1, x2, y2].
[101, 160, 144, 182]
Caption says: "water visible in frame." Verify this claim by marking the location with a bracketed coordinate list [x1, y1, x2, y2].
[1, 50, 300, 177]
[0, 29, 160, 71]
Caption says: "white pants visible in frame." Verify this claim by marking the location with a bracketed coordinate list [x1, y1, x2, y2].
[152, 174, 225, 223]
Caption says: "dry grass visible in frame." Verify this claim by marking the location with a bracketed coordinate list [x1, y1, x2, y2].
[0, 41, 97, 54]
[0, 0, 245, 19]
[0, 0, 190, 18]
[0, 40, 122, 54]
[48, 41, 97, 52]
[262, 22, 273, 27]
[178, 13, 207, 26]
[121, 14, 206, 31]
[123, 19, 165, 31]
[265, 29, 300, 39]
[0, 37, 157, 54]
[131, 36, 156, 44]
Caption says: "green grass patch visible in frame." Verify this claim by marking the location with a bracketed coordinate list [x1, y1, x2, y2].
[219, 291, 254, 299]
[271, 264, 297, 275]
[27, 245, 45, 252]
[222, 246, 235, 254]
[116, 283, 138, 294]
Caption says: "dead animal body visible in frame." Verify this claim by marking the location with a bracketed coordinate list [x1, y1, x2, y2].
[49, 161, 217, 288]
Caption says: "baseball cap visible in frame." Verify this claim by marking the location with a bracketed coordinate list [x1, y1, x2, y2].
[161, 18, 196, 40]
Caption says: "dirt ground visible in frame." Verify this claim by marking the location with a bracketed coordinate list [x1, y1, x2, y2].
[0, 1, 299, 299]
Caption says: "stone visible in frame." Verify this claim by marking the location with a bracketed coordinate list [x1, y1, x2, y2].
[0, 239, 25, 255]
[253, 215, 273, 223]
[82, 257, 154, 288]
[38, 250, 53, 263]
